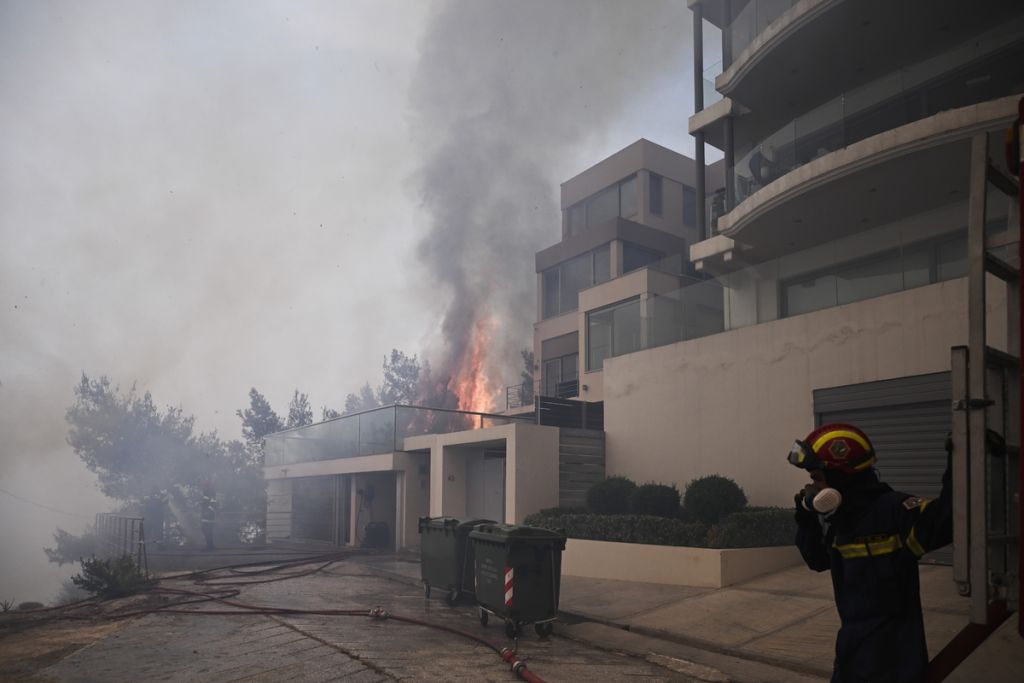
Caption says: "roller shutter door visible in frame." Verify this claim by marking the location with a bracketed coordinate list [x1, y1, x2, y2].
[814, 372, 952, 565]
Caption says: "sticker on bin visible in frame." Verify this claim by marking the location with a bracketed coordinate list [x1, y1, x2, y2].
[504, 567, 514, 607]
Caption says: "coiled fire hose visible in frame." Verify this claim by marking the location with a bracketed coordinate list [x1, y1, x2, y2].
[4, 553, 549, 683]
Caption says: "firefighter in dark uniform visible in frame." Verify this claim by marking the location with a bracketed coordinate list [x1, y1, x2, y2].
[200, 483, 218, 551]
[788, 423, 953, 683]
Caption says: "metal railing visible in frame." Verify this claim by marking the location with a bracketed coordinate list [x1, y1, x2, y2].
[94, 513, 148, 575]
[264, 404, 535, 467]
[505, 382, 535, 409]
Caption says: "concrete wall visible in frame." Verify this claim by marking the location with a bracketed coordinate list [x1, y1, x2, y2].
[601, 277, 977, 506]
[507, 423, 560, 523]
[562, 539, 802, 587]
[419, 423, 560, 524]
[266, 478, 292, 541]
[395, 452, 429, 550]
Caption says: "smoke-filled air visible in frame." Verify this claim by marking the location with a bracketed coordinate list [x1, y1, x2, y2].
[409, 0, 695, 411]
[0, 0, 702, 603]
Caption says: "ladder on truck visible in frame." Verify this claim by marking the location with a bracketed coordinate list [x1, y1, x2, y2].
[942, 105, 1023, 675]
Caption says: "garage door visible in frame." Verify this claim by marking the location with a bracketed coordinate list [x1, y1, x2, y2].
[815, 372, 952, 565]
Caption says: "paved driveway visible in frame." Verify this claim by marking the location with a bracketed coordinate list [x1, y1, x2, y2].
[40, 562, 699, 682]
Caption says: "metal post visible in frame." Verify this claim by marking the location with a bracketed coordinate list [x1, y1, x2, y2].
[723, 0, 732, 66]
[692, 2, 707, 242]
[952, 346, 971, 595]
[967, 133, 989, 625]
[724, 116, 735, 213]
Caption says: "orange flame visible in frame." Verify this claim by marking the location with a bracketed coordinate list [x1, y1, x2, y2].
[452, 316, 497, 413]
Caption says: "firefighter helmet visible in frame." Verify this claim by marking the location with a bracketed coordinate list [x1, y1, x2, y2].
[787, 423, 877, 474]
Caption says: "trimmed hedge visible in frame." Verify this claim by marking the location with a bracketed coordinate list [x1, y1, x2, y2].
[706, 508, 796, 548]
[523, 507, 794, 549]
[586, 476, 637, 515]
[524, 512, 707, 547]
[629, 483, 681, 518]
[683, 475, 747, 525]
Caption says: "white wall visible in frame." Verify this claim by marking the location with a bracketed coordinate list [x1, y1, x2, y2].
[266, 478, 291, 541]
[602, 278, 977, 506]
[422, 423, 560, 524]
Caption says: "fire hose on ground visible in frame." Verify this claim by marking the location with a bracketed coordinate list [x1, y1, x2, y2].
[2, 553, 549, 683]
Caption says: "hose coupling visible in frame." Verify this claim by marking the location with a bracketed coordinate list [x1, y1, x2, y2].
[368, 607, 389, 619]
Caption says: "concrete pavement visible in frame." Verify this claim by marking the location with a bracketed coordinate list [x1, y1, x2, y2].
[350, 553, 1022, 683]
[35, 560, 702, 682]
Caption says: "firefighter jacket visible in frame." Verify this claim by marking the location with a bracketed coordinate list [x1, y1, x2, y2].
[795, 456, 952, 683]
[200, 493, 218, 525]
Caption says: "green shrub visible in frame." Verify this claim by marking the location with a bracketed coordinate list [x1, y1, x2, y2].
[524, 512, 708, 547]
[683, 475, 748, 525]
[706, 508, 796, 548]
[16, 601, 44, 611]
[537, 505, 587, 517]
[629, 483, 681, 518]
[586, 476, 637, 515]
[71, 556, 155, 599]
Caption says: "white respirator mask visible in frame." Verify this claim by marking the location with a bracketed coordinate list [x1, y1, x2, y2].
[802, 488, 843, 514]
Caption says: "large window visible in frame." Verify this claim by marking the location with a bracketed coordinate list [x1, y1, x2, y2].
[542, 244, 612, 318]
[587, 298, 642, 371]
[542, 354, 579, 397]
[622, 242, 663, 274]
[782, 231, 968, 317]
[683, 185, 697, 226]
[650, 173, 663, 215]
[567, 175, 639, 236]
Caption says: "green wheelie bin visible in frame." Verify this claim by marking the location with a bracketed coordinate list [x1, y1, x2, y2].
[469, 523, 566, 639]
[418, 517, 493, 604]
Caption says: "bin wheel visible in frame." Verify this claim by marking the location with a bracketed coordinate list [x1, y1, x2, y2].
[479, 608, 488, 626]
[423, 583, 431, 599]
[504, 621, 519, 639]
[446, 589, 459, 605]
[535, 622, 554, 639]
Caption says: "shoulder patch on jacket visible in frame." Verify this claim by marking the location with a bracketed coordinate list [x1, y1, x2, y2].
[902, 496, 925, 510]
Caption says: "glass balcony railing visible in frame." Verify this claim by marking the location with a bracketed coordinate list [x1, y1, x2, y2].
[732, 20, 1024, 207]
[593, 196, 1018, 367]
[727, 0, 795, 67]
[264, 405, 533, 467]
[702, 60, 723, 108]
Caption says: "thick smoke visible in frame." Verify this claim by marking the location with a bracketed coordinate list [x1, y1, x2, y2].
[409, 0, 693, 406]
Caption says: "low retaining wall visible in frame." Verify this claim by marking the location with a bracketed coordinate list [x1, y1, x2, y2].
[561, 539, 802, 588]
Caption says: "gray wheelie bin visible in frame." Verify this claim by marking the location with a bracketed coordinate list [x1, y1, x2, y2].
[469, 523, 566, 639]
[418, 517, 493, 604]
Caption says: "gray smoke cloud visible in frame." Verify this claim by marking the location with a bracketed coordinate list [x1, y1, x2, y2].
[409, 0, 694, 406]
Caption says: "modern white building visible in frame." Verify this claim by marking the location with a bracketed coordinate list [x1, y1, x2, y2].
[582, 0, 1022, 507]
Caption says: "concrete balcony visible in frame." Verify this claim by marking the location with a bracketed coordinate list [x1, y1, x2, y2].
[691, 96, 1020, 272]
[712, 0, 1021, 122]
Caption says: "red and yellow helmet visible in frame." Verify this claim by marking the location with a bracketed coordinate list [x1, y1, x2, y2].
[787, 423, 877, 474]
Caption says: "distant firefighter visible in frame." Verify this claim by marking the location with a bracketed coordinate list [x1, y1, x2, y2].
[200, 483, 218, 551]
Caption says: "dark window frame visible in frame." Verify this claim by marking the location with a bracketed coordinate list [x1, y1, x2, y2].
[565, 174, 640, 235]
[779, 230, 967, 318]
[650, 173, 663, 216]
[541, 243, 613, 319]
[586, 296, 642, 371]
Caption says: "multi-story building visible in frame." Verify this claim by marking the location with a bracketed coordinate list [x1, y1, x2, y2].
[598, 0, 1023, 503]
[530, 139, 725, 405]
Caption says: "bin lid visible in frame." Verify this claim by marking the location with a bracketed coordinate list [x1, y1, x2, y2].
[469, 523, 566, 544]
[418, 516, 460, 531]
[457, 518, 495, 530]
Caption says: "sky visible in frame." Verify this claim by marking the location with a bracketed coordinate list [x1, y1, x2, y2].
[0, 0, 719, 602]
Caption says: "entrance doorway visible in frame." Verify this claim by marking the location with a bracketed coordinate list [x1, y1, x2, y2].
[466, 448, 506, 522]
